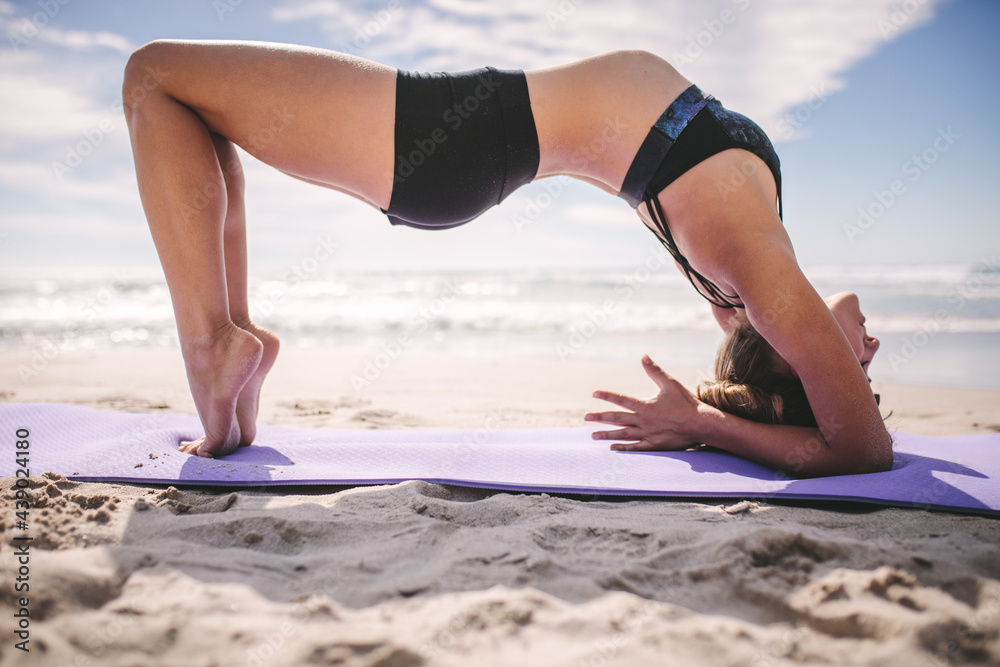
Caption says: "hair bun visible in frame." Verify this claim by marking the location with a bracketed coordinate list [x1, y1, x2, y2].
[697, 379, 783, 424]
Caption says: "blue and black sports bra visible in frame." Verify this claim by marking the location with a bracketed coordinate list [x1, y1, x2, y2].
[618, 85, 783, 309]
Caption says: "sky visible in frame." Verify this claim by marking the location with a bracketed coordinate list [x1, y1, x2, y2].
[0, 0, 997, 276]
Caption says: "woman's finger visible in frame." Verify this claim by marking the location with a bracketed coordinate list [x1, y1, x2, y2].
[641, 355, 673, 390]
[610, 438, 655, 451]
[591, 427, 639, 441]
[584, 411, 639, 426]
[592, 390, 644, 411]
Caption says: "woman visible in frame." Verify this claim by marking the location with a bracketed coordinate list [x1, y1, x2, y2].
[123, 41, 890, 476]
[590, 291, 884, 477]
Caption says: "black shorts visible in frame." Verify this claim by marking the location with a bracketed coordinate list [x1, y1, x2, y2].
[383, 67, 540, 229]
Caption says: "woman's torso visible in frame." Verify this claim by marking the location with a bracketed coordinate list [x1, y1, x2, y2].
[523, 50, 781, 303]
[523, 50, 693, 195]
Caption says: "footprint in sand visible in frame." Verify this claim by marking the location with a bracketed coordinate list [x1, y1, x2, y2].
[350, 408, 424, 428]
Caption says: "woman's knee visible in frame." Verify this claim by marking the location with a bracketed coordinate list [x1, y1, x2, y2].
[122, 40, 181, 110]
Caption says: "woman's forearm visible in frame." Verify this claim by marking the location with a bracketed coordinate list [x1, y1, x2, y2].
[694, 403, 892, 478]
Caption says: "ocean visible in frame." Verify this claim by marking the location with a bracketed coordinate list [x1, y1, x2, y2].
[2, 262, 998, 389]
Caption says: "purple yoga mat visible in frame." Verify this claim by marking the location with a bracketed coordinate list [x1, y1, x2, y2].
[2, 402, 998, 515]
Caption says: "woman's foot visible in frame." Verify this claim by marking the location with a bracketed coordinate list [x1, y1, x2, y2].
[178, 322, 263, 458]
[232, 320, 280, 446]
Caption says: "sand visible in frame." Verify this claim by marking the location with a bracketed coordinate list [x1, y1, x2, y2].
[2, 347, 999, 666]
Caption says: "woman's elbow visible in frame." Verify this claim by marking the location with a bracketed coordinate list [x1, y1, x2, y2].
[869, 431, 895, 473]
[788, 433, 894, 478]
[837, 432, 895, 476]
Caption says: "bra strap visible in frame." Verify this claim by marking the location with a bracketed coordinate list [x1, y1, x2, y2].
[619, 85, 713, 208]
[644, 190, 745, 309]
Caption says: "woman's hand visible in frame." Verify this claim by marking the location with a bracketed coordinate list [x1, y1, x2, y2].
[585, 355, 705, 451]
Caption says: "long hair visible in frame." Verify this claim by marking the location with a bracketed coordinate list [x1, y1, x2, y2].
[697, 318, 817, 427]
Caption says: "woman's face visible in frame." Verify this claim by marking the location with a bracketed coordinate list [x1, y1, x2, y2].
[825, 291, 880, 378]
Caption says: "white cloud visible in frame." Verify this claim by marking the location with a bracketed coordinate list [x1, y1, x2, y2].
[36, 27, 133, 54]
[0, 0, 956, 273]
[0, 51, 125, 144]
[0, 159, 139, 209]
[1, 14, 133, 53]
[271, 0, 945, 138]
[0, 48, 133, 210]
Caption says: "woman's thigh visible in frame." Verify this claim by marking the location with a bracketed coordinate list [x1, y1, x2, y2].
[125, 40, 396, 209]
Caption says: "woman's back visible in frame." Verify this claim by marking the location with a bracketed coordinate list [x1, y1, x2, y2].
[525, 50, 692, 194]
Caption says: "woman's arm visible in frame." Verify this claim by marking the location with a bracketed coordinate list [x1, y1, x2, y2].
[587, 355, 892, 477]
[591, 205, 891, 476]
[719, 233, 893, 474]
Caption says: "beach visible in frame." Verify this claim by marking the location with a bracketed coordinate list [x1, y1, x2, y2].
[3, 0, 999, 662]
[2, 346, 999, 666]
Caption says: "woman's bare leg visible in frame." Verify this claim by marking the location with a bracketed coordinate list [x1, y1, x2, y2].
[122, 40, 395, 456]
[125, 64, 262, 458]
[209, 133, 281, 447]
